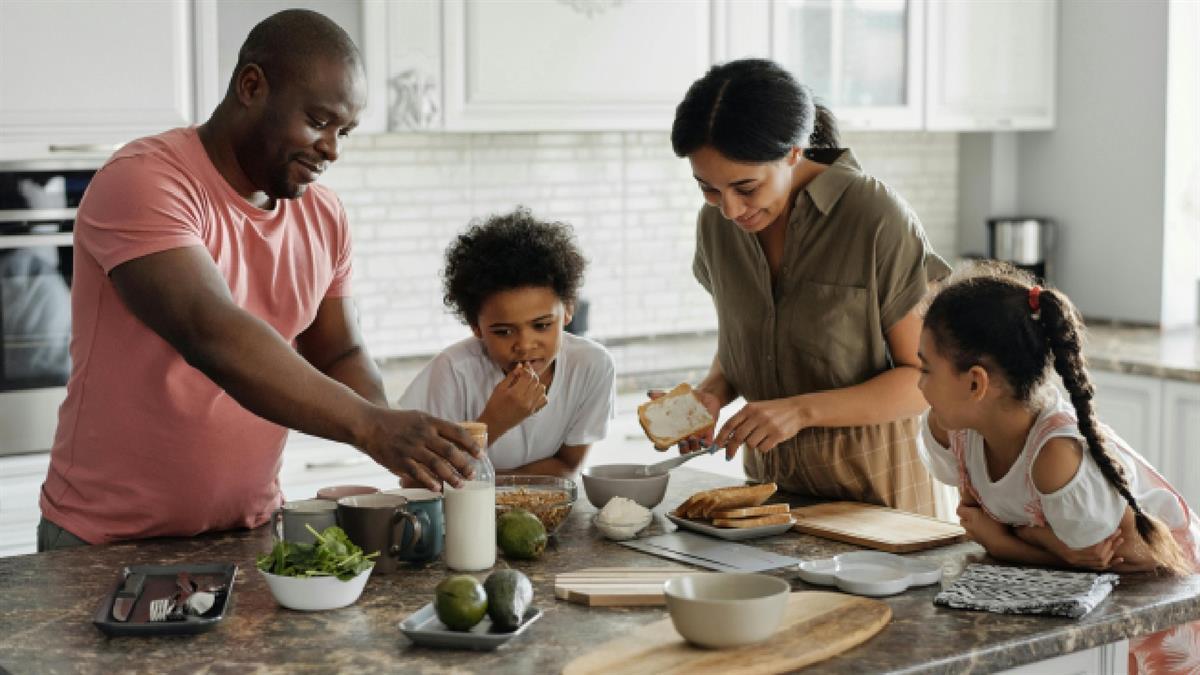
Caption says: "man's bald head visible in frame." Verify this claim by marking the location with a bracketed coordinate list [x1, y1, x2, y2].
[228, 9, 362, 97]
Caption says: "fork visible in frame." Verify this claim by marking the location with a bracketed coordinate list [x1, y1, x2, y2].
[148, 596, 174, 622]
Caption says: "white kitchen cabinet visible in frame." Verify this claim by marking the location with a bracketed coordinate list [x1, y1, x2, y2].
[0, 451, 51, 557]
[770, 0, 927, 130]
[1090, 370, 1164, 469]
[0, 0, 200, 161]
[925, 0, 1057, 130]
[436, 0, 712, 132]
[1163, 380, 1200, 511]
[996, 639, 1127, 675]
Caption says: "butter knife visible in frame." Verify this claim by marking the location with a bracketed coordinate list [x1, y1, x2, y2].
[111, 570, 146, 622]
[637, 444, 720, 477]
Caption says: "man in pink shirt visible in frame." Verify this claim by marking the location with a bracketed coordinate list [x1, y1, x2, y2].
[38, 9, 479, 549]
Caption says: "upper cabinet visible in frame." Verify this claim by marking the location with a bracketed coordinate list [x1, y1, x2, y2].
[925, 0, 1057, 130]
[394, 0, 712, 132]
[771, 0, 926, 130]
[0, 0, 199, 161]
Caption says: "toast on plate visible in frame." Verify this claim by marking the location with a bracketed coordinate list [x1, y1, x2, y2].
[672, 483, 777, 520]
[708, 503, 790, 520]
[712, 513, 794, 529]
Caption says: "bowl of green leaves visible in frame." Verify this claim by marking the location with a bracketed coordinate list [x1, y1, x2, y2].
[256, 524, 378, 611]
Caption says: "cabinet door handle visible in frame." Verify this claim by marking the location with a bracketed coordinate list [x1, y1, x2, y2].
[304, 456, 370, 470]
[47, 143, 121, 154]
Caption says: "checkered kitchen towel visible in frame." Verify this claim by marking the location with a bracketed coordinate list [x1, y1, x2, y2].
[934, 564, 1119, 619]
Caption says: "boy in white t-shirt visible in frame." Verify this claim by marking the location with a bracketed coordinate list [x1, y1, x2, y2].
[398, 207, 615, 478]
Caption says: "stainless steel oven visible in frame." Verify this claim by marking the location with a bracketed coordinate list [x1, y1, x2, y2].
[0, 159, 99, 455]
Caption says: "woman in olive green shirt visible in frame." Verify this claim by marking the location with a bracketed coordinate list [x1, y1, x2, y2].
[671, 58, 950, 516]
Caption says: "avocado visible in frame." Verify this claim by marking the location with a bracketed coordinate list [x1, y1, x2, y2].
[496, 508, 547, 560]
[434, 575, 488, 631]
[484, 569, 533, 631]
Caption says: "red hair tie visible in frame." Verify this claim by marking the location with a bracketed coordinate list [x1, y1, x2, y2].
[1028, 286, 1042, 316]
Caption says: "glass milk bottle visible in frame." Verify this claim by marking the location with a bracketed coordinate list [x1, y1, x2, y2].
[444, 421, 496, 571]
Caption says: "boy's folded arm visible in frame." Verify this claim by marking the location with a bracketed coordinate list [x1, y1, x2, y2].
[499, 443, 589, 478]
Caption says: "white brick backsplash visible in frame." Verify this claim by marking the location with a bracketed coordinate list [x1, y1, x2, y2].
[326, 130, 958, 360]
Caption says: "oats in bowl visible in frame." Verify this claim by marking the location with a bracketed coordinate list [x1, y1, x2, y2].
[494, 476, 577, 536]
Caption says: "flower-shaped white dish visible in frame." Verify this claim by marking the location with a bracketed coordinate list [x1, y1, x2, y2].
[593, 512, 653, 541]
[795, 551, 941, 597]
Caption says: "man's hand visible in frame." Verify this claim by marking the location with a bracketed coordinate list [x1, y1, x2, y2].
[712, 396, 809, 460]
[480, 364, 547, 438]
[359, 410, 481, 491]
[956, 504, 1011, 549]
[1015, 525, 1125, 570]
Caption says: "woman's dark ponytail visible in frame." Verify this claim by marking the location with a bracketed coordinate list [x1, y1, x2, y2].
[1040, 289, 1191, 575]
[803, 101, 842, 164]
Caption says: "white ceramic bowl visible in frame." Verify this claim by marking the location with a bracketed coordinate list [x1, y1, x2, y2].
[593, 511, 653, 541]
[259, 565, 372, 611]
[664, 573, 790, 648]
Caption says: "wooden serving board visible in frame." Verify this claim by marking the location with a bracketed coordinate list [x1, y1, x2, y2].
[555, 567, 698, 607]
[563, 591, 891, 675]
[790, 502, 966, 553]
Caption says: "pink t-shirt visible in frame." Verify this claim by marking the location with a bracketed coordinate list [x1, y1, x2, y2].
[40, 127, 353, 544]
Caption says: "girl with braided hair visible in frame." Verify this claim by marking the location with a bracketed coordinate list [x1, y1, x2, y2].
[917, 261, 1199, 674]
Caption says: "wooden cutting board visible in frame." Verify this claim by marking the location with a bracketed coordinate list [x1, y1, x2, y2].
[555, 567, 699, 607]
[790, 501, 966, 552]
[563, 591, 891, 675]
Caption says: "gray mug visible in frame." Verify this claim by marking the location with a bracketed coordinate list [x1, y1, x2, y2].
[272, 499, 339, 544]
[336, 494, 424, 574]
[384, 488, 444, 564]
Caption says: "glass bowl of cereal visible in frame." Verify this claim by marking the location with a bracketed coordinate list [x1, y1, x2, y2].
[495, 475, 577, 537]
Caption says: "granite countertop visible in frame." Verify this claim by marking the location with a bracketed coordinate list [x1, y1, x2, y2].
[3, 468, 1198, 674]
[1083, 323, 1200, 384]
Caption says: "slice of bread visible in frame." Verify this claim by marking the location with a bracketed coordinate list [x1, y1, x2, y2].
[712, 513, 794, 529]
[672, 483, 777, 519]
[637, 383, 715, 450]
[708, 503, 791, 520]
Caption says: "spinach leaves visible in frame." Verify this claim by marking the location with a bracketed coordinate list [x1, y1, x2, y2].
[256, 525, 378, 581]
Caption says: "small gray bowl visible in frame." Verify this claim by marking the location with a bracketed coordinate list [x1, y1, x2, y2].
[581, 464, 669, 509]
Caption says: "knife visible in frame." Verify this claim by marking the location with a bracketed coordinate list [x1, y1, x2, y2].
[112, 570, 146, 622]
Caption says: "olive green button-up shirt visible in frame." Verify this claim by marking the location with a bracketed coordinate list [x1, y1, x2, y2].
[693, 149, 951, 513]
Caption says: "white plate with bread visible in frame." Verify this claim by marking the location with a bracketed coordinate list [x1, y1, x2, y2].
[667, 483, 794, 541]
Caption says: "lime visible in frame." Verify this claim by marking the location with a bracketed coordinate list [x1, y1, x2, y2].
[434, 575, 488, 631]
[497, 508, 547, 560]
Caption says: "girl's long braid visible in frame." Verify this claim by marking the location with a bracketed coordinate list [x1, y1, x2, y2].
[1039, 289, 1191, 575]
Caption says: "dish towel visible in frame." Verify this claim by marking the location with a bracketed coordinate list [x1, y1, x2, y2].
[934, 564, 1119, 619]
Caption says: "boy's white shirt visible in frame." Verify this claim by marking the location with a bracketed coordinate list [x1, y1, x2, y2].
[397, 333, 616, 471]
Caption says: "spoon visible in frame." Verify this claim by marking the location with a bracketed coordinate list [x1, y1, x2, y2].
[636, 444, 720, 477]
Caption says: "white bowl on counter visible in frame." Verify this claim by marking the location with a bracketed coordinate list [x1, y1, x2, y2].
[794, 551, 941, 597]
[592, 511, 653, 541]
[259, 565, 373, 611]
[664, 573, 790, 648]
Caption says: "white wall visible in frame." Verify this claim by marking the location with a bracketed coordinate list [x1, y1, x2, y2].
[1014, 0, 1170, 324]
[321, 131, 959, 360]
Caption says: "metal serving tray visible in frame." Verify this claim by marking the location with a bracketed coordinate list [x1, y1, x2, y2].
[92, 562, 237, 637]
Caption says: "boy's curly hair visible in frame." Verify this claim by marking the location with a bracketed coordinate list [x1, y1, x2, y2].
[442, 207, 587, 326]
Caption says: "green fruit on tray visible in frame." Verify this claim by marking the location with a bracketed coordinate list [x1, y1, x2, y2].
[434, 575, 488, 631]
[484, 569, 534, 631]
[497, 508, 548, 560]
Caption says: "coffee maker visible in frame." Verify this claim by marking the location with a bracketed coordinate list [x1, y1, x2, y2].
[987, 217, 1055, 284]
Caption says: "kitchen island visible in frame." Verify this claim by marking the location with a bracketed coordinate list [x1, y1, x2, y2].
[2, 467, 1198, 674]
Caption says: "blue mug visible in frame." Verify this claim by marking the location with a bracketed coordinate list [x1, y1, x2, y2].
[384, 488, 444, 563]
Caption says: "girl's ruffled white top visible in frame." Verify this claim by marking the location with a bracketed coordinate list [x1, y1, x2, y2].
[919, 389, 1200, 558]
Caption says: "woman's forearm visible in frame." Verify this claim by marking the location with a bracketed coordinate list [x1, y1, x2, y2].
[695, 354, 736, 407]
[800, 365, 927, 428]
